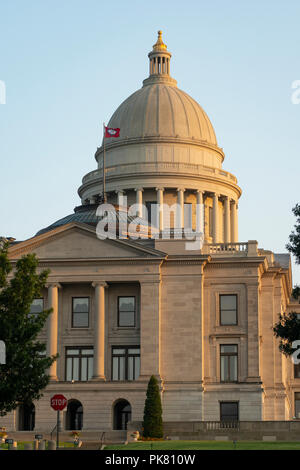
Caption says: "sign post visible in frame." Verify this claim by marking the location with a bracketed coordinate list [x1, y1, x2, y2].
[50, 394, 67, 450]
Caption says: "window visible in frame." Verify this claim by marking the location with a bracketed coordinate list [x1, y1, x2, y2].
[112, 347, 140, 381]
[29, 298, 43, 317]
[72, 297, 89, 328]
[295, 393, 300, 418]
[220, 344, 238, 382]
[65, 347, 93, 381]
[295, 363, 300, 378]
[118, 297, 135, 327]
[145, 201, 158, 227]
[220, 402, 239, 422]
[209, 206, 213, 237]
[184, 203, 192, 230]
[220, 294, 237, 325]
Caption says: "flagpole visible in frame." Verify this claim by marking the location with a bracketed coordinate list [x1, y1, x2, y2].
[102, 123, 106, 203]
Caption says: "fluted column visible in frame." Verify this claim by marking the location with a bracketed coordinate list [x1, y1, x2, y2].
[212, 193, 219, 243]
[92, 281, 107, 380]
[196, 190, 204, 234]
[224, 196, 231, 243]
[135, 188, 143, 218]
[231, 200, 238, 243]
[176, 188, 185, 229]
[47, 283, 60, 381]
[156, 187, 164, 231]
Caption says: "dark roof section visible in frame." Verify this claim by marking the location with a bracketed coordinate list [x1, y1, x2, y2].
[35, 204, 157, 238]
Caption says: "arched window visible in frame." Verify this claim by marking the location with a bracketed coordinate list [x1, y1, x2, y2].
[66, 399, 83, 430]
[18, 403, 35, 431]
[113, 399, 132, 430]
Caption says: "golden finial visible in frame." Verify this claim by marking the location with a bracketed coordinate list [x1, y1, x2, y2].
[152, 30, 167, 51]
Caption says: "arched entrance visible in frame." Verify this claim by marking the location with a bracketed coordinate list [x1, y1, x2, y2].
[113, 399, 131, 430]
[18, 403, 35, 431]
[66, 400, 83, 430]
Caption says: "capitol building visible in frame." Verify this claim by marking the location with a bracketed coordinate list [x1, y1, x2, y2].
[1, 31, 300, 435]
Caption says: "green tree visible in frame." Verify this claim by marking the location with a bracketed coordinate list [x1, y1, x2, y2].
[286, 203, 300, 263]
[273, 204, 300, 356]
[0, 242, 57, 415]
[142, 375, 163, 438]
[273, 312, 300, 356]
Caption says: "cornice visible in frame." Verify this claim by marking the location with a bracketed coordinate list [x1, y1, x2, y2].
[95, 135, 225, 160]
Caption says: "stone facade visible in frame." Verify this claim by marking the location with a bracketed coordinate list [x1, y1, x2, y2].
[1, 31, 300, 433]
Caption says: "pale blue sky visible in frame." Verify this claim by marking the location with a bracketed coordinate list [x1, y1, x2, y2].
[0, 0, 299, 284]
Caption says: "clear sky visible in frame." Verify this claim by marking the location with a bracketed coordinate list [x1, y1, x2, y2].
[0, 0, 299, 285]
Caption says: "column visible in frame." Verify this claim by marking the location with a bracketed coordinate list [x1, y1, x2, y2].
[135, 188, 143, 218]
[196, 190, 204, 234]
[176, 188, 185, 229]
[139, 281, 161, 379]
[92, 282, 107, 380]
[47, 283, 60, 381]
[156, 187, 164, 231]
[212, 193, 219, 243]
[231, 200, 238, 243]
[224, 196, 230, 243]
[116, 190, 125, 207]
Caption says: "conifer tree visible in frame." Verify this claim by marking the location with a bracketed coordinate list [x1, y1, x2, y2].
[142, 375, 163, 438]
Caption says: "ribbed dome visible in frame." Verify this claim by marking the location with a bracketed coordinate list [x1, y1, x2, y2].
[106, 84, 217, 146]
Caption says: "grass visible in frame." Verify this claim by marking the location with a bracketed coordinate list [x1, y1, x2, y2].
[104, 440, 300, 450]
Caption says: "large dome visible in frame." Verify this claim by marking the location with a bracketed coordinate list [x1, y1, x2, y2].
[106, 83, 217, 146]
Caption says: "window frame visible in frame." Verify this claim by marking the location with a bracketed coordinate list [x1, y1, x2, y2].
[65, 346, 94, 382]
[219, 294, 238, 326]
[71, 296, 90, 329]
[111, 345, 140, 381]
[117, 296, 136, 328]
[220, 401, 239, 422]
[220, 344, 238, 383]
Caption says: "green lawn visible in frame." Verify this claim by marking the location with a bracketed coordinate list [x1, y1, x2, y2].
[104, 440, 300, 451]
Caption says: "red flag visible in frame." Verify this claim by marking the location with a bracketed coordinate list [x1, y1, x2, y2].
[105, 127, 120, 138]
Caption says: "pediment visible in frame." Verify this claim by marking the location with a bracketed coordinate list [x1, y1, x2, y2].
[8, 223, 165, 260]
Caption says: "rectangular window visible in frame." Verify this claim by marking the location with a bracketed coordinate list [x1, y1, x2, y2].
[145, 201, 158, 227]
[184, 203, 192, 230]
[220, 402, 239, 422]
[112, 346, 140, 381]
[72, 297, 89, 328]
[220, 294, 237, 325]
[209, 206, 213, 237]
[29, 298, 44, 317]
[220, 344, 238, 382]
[65, 347, 93, 381]
[296, 392, 300, 418]
[294, 364, 300, 378]
[118, 297, 135, 327]
[295, 393, 300, 418]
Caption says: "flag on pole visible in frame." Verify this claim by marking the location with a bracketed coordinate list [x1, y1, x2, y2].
[104, 127, 120, 138]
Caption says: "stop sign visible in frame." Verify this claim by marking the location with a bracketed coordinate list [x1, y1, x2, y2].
[50, 394, 67, 411]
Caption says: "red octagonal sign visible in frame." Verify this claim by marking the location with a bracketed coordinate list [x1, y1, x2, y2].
[50, 394, 67, 411]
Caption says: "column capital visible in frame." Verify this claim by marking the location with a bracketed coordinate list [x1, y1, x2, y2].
[46, 282, 61, 289]
[134, 187, 144, 192]
[196, 189, 205, 194]
[115, 189, 125, 194]
[155, 187, 164, 192]
[92, 281, 108, 288]
[176, 188, 186, 192]
[213, 192, 220, 199]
